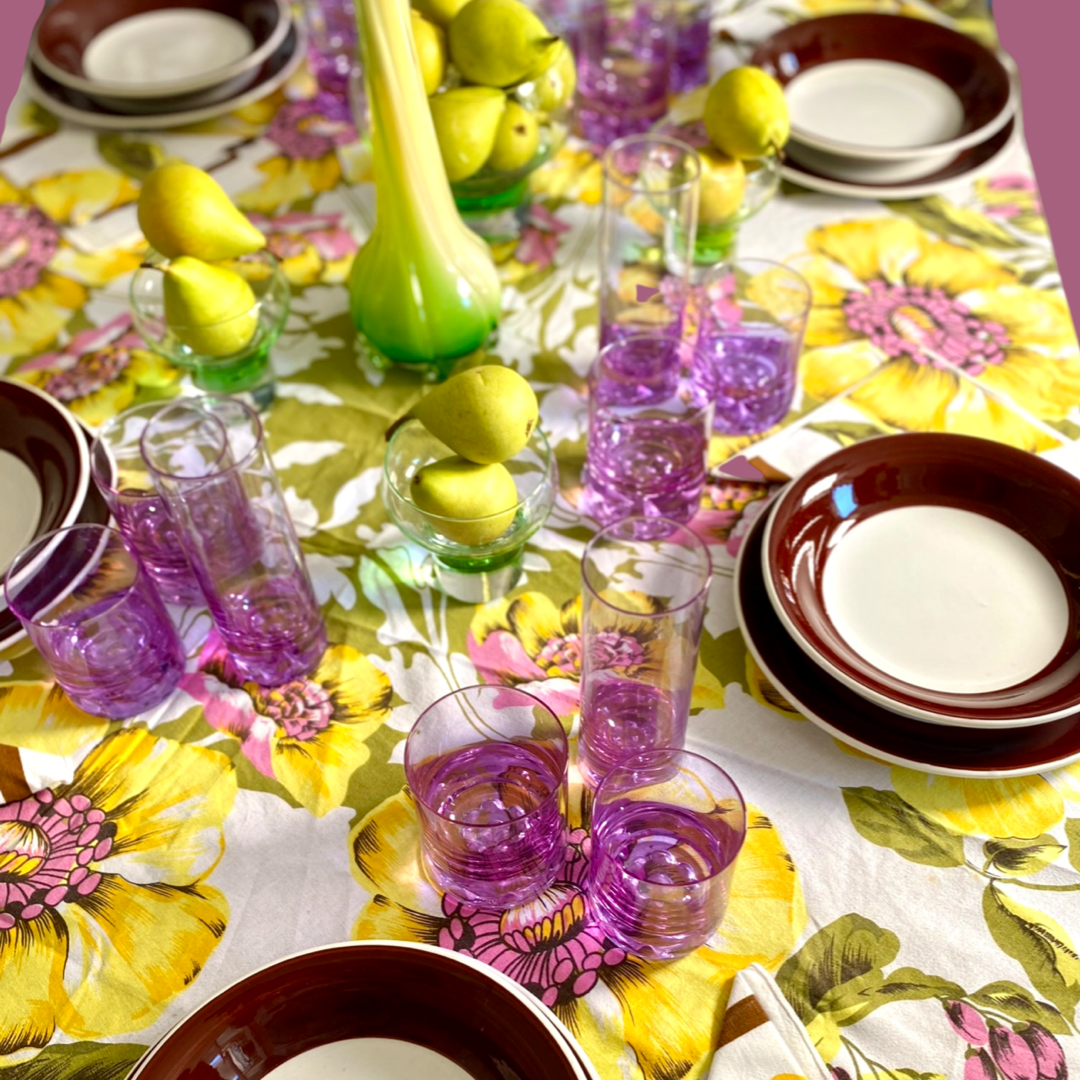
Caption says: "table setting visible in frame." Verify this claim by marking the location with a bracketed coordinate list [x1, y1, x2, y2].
[1, 0, 1079, 1078]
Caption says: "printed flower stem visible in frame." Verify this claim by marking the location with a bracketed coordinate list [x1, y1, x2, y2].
[967, 862, 1080, 892]
[840, 1036, 909, 1080]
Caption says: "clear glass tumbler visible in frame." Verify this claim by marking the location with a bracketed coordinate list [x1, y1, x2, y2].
[578, 515, 712, 787]
[405, 685, 569, 909]
[599, 135, 700, 346]
[696, 258, 812, 435]
[577, 0, 675, 148]
[90, 403, 203, 606]
[582, 334, 716, 527]
[140, 396, 326, 686]
[588, 748, 747, 959]
[4, 524, 184, 719]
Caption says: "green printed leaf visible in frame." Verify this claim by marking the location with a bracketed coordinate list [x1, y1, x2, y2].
[96, 134, 166, 180]
[970, 981, 1069, 1035]
[16, 1041, 147, 1080]
[885, 196, 1024, 249]
[776, 914, 900, 1025]
[842, 787, 965, 868]
[893, 1071, 946, 1080]
[985, 836, 1065, 877]
[1064, 819, 1080, 874]
[868, 968, 966, 1005]
[982, 885, 1080, 1020]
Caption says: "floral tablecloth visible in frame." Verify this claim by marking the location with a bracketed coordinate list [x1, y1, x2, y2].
[2, 1, 1079, 1078]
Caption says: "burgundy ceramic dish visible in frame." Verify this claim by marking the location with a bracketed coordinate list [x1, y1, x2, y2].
[737, 504, 1080, 777]
[763, 434, 1080, 727]
[31, 0, 290, 106]
[750, 14, 1015, 160]
[127, 941, 597, 1080]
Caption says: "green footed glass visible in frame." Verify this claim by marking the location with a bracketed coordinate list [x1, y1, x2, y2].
[349, 0, 502, 381]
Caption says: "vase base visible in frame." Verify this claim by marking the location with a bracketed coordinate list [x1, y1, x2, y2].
[355, 330, 500, 383]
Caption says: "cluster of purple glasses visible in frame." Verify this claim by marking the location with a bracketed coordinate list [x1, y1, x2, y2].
[4, 396, 325, 721]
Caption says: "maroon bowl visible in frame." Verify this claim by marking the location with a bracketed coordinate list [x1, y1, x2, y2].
[763, 434, 1080, 727]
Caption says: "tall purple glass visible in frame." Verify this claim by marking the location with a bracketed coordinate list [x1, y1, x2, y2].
[582, 335, 716, 526]
[303, 0, 359, 94]
[697, 258, 812, 435]
[600, 135, 699, 346]
[671, 0, 710, 92]
[405, 685, 569, 909]
[4, 525, 184, 719]
[90, 403, 203, 606]
[577, 0, 674, 147]
[140, 396, 326, 686]
[578, 516, 711, 787]
[588, 749, 746, 959]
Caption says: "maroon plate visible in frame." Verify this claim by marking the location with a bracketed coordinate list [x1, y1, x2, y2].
[763, 434, 1080, 726]
[737, 503, 1080, 777]
[750, 14, 1014, 158]
[128, 942, 591, 1080]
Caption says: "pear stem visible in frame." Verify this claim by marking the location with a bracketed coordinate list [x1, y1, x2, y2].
[384, 414, 412, 442]
[139, 261, 163, 271]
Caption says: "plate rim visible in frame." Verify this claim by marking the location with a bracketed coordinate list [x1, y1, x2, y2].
[761, 433, 1080, 727]
[735, 501, 1080, 778]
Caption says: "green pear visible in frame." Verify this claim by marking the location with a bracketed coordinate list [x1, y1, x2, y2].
[486, 101, 540, 172]
[391, 366, 539, 464]
[428, 87, 507, 183]
[162, 256, 258, 358]
[411, 455, 519, 545]
[138, 162, 266, 261]
[698, 146, 746, 225]
[448, 0, 561, 88]
[411, 0, 469, 29]
[411, 11, 447, 95]
[531, 40, 576, 112]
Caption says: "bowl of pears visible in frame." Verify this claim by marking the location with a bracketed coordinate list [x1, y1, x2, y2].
[129, 163, 289, 409]
[409, 0, 576, 242]
[384, 365, 556, 602]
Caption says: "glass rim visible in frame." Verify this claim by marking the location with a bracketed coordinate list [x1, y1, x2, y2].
[589, 333, 718, 416]
[592, 748, 747, 886]
[384, 420, 555, 525]
[140, 394, 263, 484]
[700, 257, 813, 320]
[601, 134, 702, 197]
[582, 515, 713, 617]
[90, 400, 179, 497]
[405, 684, 569, 829]
[3, 523, 141, 628]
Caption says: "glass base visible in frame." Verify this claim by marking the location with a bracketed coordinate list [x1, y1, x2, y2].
[193, 342, 276, 409]
[692, 222, 739, 271]
[356, 329, 500, 383]
[454, 178, 531, 244]
[433, 546, 524, 603]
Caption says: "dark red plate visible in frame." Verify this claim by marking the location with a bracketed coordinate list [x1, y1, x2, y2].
[737, 501, 1080, 777]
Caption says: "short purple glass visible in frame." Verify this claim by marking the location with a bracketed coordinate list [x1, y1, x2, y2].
[588, 749, 746, 959]
[405, 685, 569, 910]
[697, 258, 812, 435]
[577, 0, 675, 147]
[582, 335, 716, 527]
[578, 516, 712, 788]
[140, 396, 326, 687]
[4, 524, 184, 719]
[90, 403, 203, 606]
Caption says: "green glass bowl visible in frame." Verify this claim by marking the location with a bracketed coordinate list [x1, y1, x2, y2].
[130, 250, 290, 407]
[384, 420, 557, 601]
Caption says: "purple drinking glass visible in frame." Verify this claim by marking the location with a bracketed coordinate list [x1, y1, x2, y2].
[90, 403, 203, 606]
[697, 258, 812, 435]
[303, 0, 359, 95]
[4, 525, 184, 719]
[600, 135, 700, 346]
[140, 396, 326, 686]
[577, 0, 675, 148]
[671, 0, 710, 92]
[582, 334, 716, 526]
[405, 685, 569, 909]
[588, 749, 747, 959]
[578, 516, 711, 787]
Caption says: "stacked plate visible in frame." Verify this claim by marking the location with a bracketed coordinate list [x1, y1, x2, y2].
[27, 0, 304, 130]
[0, 380, 111, 660]
[127, 940, 602, 1080]
[751, 14, 1019, 199]
[735, 434, 1080, 777]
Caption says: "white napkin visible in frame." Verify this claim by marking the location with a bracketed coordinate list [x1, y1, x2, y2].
[709, 963, 831, 1080]
[0, 744, 78, 804]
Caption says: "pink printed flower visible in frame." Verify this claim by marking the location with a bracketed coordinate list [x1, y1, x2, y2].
[990, 1024, 1040, 1080]
[246, 210, 358, 285]
[976, 174, 1046, 235]
[967, 1050, 1000, 1080]
[268, 95, 357, 160]
[15, 314, 178, 426]
[1018, 1023, 1067, 1080]
[693, 478, 770, 546]
[947, 1001, 990, 1047]
[514, 205, 572, 271]
[183, 631, 391, 817]
[724, 493, 771, 560]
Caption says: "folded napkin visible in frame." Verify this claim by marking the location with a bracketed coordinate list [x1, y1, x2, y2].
[0, 744, 79, 805]
[710, 963, 831, 1080]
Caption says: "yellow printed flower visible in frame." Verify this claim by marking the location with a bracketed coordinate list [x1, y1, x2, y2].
[184, 632, 392, 817]
[975, 174, 1048, 237]
[0, 728, 235, 1065]
[0, 177, 140, 359]
[0, 683, 109, 757]
[350, 790, 805, 1080]
[27, 169, 139, 228]
[795, 218, 1080, 448]
[531, 145, 603, 204]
